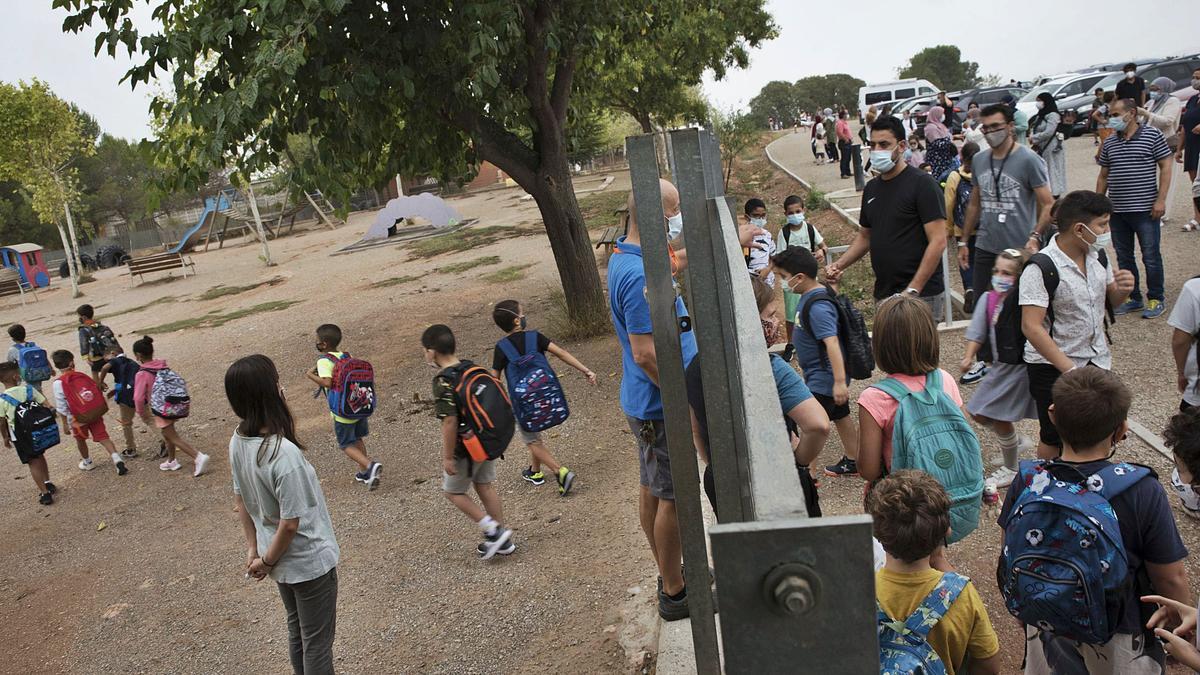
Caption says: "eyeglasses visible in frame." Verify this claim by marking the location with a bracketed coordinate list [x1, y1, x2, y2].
[981, 124, 1009, 133]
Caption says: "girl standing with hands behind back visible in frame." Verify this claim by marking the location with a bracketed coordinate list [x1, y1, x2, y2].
[227, 354, 339, 675]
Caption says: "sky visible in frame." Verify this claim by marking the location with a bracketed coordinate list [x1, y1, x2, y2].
[1, 1, 1195, 142]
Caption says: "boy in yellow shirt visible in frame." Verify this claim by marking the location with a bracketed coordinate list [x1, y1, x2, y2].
[306, 323, 381, 490]
[870, 470, 1000, 674]
[0, 362, 58, 505]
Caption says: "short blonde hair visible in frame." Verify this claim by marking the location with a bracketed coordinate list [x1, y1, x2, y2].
[872, 295, 939, 376]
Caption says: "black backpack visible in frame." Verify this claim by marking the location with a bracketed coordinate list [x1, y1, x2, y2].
[993, 251, 1113, 365]
[82, 322, 119, 358]
[951, 169, 973, 229]
[799, 285, 874, 380]
[441, 360, 515, 462]
[1, 387, 60, 456]
[782, 221, 819, 254]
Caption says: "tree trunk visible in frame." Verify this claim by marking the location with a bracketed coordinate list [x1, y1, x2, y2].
[244, 185, 273, 265]
[56, 222, 80, 298]
[63, 203, 84, 281]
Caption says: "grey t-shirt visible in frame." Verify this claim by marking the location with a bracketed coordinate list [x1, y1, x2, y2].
[230, 433, 339, 584]
[971, 144, 1048, 254]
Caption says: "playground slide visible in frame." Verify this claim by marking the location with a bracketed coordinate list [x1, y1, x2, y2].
[168, 193, 229, 254]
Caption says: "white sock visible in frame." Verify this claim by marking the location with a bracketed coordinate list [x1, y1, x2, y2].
[111, 452, 123, 465]
[478, 515, 498, 536]
[997, 430, 1019, 470]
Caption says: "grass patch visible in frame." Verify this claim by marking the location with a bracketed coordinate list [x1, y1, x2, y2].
[405, 225, 526, 258]
[369, 275, 420, 289]
[197, 276, 286, 301]
[578, 189, 629, 231]
[139, 300, 301, 334]
[482, 264, 533, 283]
[544, 287, 612, 341]
[805, 188, 829, 211]
[438, 256, 501, 275]
[106, 295, 179, 320]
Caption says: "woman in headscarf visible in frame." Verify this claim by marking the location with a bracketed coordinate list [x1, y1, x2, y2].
[922, 106, 958, 179]
[962, 107, 986, 149]
[1028, 92, 1067, 198]
[1139, 77, 1184, 223]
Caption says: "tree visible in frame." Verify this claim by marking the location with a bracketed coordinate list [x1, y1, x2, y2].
[77, 134, 160, 238]
[0, 79, 95, 296]
[0, 182, 58, 248]
[710, 107, 758, 189]
[58, 0, 776, 325]
[748, 80, 801, 127]
[898, 45, 979, 92]
[792, 74, 864, 114]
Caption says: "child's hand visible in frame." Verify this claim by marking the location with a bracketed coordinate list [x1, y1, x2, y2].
[833, 382, 849, 406]
[1154, 628, 1200, 670]
[960, 356, 973, 374]
[443, 458, 457, 476]
[1143, 594, 1198, 637]
[584, 370, 597, 386]
[99, 381, 108, 392]
[245, 547, 258, 571]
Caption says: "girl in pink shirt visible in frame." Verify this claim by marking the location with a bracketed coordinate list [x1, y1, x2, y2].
[132, 336, 208, 476]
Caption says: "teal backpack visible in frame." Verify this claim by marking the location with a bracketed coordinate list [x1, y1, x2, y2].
[872, 371, 983, 543]
[878, 571, 969, 675]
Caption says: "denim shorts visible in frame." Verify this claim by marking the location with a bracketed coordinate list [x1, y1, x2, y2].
[333, 418, 369, 448]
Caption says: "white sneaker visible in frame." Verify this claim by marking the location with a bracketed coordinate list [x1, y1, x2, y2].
[159, 459, 182, 471]
[193, 453, 210, 477]
[78, 458, 96, 471]
[988, 466, 1018, 489]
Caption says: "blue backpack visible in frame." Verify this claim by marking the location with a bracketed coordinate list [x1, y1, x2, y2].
[496, 331, 569, 433]
[878, 572, 969, 675]
[997, 460, 1150, 644]
[872, 371, 983, 544]
[15, 342, 51, 384]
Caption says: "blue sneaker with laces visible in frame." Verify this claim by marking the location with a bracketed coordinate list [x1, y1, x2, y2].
[1142, 299, 1165, 319]
[1114, 298, 1144, 316]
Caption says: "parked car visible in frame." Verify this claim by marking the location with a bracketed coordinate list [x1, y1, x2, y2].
[939, 86, 1028, 126]
[1014, 72, 1108, 134]
[1067, 56, 1200, 133]
[857, 78, 939, 116]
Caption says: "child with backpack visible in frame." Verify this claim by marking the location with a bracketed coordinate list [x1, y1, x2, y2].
[132, 336, 208, 476]
[491, 300, 593, 495]
[304, 324, 382, 490]
[422, 324, 515, 560]
[0, 362, 58, 505]
[777, 195, 827, 362]
[857, 295, 983, 547]
[946, 142, 980, 322]
[76, 304, 120, 384]
[959, 249, 1038, 489]
[1168, 274, 1200, 416]
[997, 368, 1189, 674]
[772, 247, 870, 478]
[871, 470, 1000, 675]
[7, 324, 52, 394]
[51, 350, 126, 476]
[98, 343, 141, 459]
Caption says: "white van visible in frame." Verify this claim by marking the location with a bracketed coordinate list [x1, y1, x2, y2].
[857, 79, 940, 114]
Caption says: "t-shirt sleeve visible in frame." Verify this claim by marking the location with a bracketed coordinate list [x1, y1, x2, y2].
[432, 375, 458, 420]
[1135, 478, 1189, 564]
[491, 345, 507, 374]
[965, 296, 990, 344]
[857, 387, 894, 429]
[916, 174, 947, 224]
[809, 300, 839, 341]
[1025, 150, 1049, 189]
[536, 332, 552, 353]
[1167, 283, 1200, 335]
[621, 278, 654, 335]
[32, 389, 46, 405]
[963, 582, 1002, 660]
[813, 226, 825, 247]
[1018, 264, 1049, 308]
[229, 439, 242, 496]
[939, 369, 964, 407]
[315, 356, 335, 379]
[771, 355, 813, 411]
[1151, 129, 1173, 161]
[1098, 138, 1111, 168]
[274, 461, 322, 521]
[859, 188, 873, 229]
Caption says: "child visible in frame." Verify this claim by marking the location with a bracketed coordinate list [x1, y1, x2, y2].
[0, 362, 56, 505]
[51, 350, 127, 475]
[491, 299, 593, 494]
[132, 336, 209, 476]
[960, 249, 1037, 487]
[1169, 274, 1200, 414]
[76, 304, 119, 384]
[772, 247, 858, 478]
[1167, 408, 1200, 521]
[778, 195, 827, 362]
[999, 369, 1189, 673]
[98, 343, 141, 459]
[7, 323, 51, 394]
[945, 142, 979, 318]
[304, 324, 382, 490]
[871, 470, 1000, 674]
[743, 198, 776, 286]
[226, 355, 340, 673]
[422, 324, 515, 560]
[1019, 190, 1134, 460]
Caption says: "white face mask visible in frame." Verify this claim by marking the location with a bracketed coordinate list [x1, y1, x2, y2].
[1078, 223, 1111, 252]
[666, 212, 683, 239]
[1125, 71, 1136, 80]
[1035, 101, 1044, 110]
[749, 217, 767, 227]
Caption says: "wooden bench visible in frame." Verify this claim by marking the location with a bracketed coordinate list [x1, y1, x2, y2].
[0, 276, 37, 306]
[126, 252, 196, 285]
[595, 226, 620, 254]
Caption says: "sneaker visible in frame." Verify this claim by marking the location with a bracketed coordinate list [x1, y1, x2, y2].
[1142, 300, 1165, 319]
[44, 482, 57, 494]
[78, 458, 95, 471]
[115, 458, 128, 476]
[365, 461, 382, 490]
[120, 448, 138, 459]
[988, 465, 1018, 489]
[658, 586, 691, 621]
[781, 343, 795, 363]
[824, 456, 858, 477]
[38, 492, 53, 506]
[963, 288, 976, 315]
[1114, 298, 1144, 316]
[354, 469, 370, 484]
[521, 467, 546, 485]
[193, 452, 210, 477]
[159, 459, 182, 471]
[476, 540, 517, 556]
[557, 467, 576, 496]
[157, 441, 168, 458]
[480, 527, 513, 561]
[959, 361, 987, 385]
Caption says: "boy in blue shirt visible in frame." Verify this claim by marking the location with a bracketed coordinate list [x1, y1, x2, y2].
[772, 247, 859, 477]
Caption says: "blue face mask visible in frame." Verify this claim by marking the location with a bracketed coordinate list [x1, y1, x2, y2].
[1107, 116, 1128, 132]
[786, 213, 806, 226]
[870, 149, 897, 173]
[1151, 90, 1165, 101]
[749, 217, 767, 227]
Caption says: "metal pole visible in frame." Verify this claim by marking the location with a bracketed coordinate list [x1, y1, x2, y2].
[851, 143, 865, 191]
[626, 134, 720, 674]
[941, 247, 953, 327]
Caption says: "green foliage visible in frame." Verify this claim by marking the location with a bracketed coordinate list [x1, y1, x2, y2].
[76, 134, 162, 236]
[197, 276, 285, 300]
[710, 107, 759, 189]
[439, 255, 501, 275]
[0, 182, 58, 247]
[578, 189, 630, 231]
[748, 74, 866, 125]
[405, 226, 526, 259]
[369, 275, 419, 289]
[544, 287, 613, 341]
[899, 45, 979, 92]
[748, 80, 802, 126]
[483, 264, 534, 283]
[139, 300, 302, 334]
[805, 189, 828, 211]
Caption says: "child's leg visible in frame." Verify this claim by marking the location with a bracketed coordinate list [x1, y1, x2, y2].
[527, 440, 561, 476]
[474, 481, 505, 525]
[833, 414, 859, 460]
[161, 424, 198, 459]
[445, 492, 486, 521]
[342, 440, 371, 471]
[28, 456, 50, 494]
[334, 421, 371, 470]
[119, 405, 136, 450]
[74, 435, 90, 460]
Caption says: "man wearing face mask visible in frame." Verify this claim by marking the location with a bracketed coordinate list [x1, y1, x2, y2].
[1114, 62, 1147, 107]
[958, 104, 1055, 306]
[742, 198, 776, 286]
[1097, 98, 1174, 319]
[825, 115, 948, 319]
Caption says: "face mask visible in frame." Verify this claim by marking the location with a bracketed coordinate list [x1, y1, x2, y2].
[761, 317, 782, 347]
[1035, 101, 1044, 110]
[1193, 78, 1200, 90]
[984, 128, 1009, 149]
[666, 212, 683, 239]
[1171, 468, 1200, 514]
[1125, 71, 1136, 80]
[749, 217, 767, 227]
[786, 213, 805, 226]
[1078, 223, 1111, 252]
[870, 149, 897, 173]
[991, 275, 1014, 294]
[1106, 116, 1127, 132]
[1151, 90, 1165, 101]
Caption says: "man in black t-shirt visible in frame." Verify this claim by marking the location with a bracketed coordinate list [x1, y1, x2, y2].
[826, 115, 948, 320]
[1115, 63, 1147, 107]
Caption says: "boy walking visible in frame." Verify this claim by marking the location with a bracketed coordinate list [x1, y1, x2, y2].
[305, 324, 381, 490]
[491, 299, 592, 494]
[998, 368, 1190, 674]
[98, 344, 141, 458]
[7, 324, 52, 394]
[76, 304, 119, 384]
[0, 362, 57, 505]
[871, 470, 1000, 674]
[772, 248, 859, 477]
[422, 324, 515, 560]
[52, 350, 126, 475]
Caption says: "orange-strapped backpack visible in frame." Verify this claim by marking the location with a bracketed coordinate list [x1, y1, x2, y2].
[447, 361, 515, 463]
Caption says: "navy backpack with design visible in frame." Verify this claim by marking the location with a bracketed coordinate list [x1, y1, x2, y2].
[878, 571, 969, 675]
[997, 459, 1150, 644]
[497, 331, 569, 433]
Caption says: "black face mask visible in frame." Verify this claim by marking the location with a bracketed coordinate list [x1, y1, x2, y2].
[519, 316, 527, 330]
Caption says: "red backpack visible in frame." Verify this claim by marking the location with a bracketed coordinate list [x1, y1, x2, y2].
[60, 371, 109, 424]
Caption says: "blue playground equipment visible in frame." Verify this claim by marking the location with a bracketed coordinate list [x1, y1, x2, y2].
[170, 192, 231, 254]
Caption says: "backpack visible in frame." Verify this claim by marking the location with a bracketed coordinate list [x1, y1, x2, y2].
[782, 221, 819, 254]
[951, 170, 973, 229]
[149, 367, 191, 419]
[108, 356, 139, 406]
[997, 460, 1151, 644]
[496, 332, 569, 433]
[872, 371, 983, 543]
[993, 251, 1113, 365]
[444, 361, 514, 462]
[59, 370, 109, 424]
[1, 386, 59, 455]
[15, 342, 52, 383]
[975, 291, 1004, 364]
[799, 286, 874, 380]
[878, 572, 969, 675]
[319, 353, 376, 420]
[81, 322, 119, 358]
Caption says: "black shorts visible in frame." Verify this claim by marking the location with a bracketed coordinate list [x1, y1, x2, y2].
[1026, 362, 1062, 448]
[813, 392, 851, 422]
[12, 441, 44, 465]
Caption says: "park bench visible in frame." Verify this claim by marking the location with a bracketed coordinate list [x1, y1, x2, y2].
[126, 252, 196, 286]
[594, 206, 629, 256]
[0, 275, 37, 307]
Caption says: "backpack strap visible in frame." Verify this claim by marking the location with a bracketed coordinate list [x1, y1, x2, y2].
[1091, 462, 1153, 501]
[903, 572, 969, 640]
[496, 337, 522, 365]
[870, 376, 914, 403]
[800, 289, 838, 360]
[1027, 253, 1060, 333]
[0, 393, 19, 407]
[806, 222, 817, 253]
[524, 330, 539, 357]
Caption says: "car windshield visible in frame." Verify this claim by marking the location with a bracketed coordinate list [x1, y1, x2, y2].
[1019, 83, 1061, 103]
[1092, 72, 1125, 92]
[892, 97, 930, 114]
